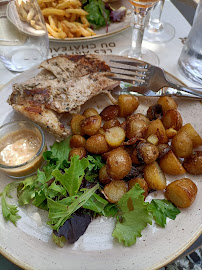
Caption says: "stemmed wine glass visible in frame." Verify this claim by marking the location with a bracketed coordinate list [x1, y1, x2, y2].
[121, 0, 160, 65]
[144, 0, 175, 43]
[0, 0, 49, 73]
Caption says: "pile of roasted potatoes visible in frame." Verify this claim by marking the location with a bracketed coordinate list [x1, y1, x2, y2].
[69, 95, 201, 208]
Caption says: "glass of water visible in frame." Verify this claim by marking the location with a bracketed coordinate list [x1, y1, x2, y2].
[0, 0, 49, 73]
[177, 0, 202, 85]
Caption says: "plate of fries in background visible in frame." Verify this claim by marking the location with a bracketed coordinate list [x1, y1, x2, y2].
[37, 0, 132, 41]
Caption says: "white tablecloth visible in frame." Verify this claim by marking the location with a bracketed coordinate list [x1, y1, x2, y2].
[0, 0, 195, 87]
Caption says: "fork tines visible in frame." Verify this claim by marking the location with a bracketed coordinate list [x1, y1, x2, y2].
[109, 59, 148, 84]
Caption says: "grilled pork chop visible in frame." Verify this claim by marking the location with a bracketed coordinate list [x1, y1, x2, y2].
[8, 55, 119, 138]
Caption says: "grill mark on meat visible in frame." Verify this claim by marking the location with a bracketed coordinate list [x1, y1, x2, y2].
[24, 88, 49, 96]
[8, 55, 119, 138]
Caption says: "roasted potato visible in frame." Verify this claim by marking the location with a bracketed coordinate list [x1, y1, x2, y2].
[159, 150, 186, 175]
[70, 135, 86, 148]
[85, 134, 109, 154]
[165, 128, 177, 139]
[70, 114, 85, 135]
[82, 108, 99, 118]
[165, 178, 197, 208]
[162, 109, 182, 130]
[103, 119, 120, 131]
[103, 180, 127, 203]
[171, 130, 193, 158]
[100, 105, 120, 121]
[144, 161, 166, 190]
[126, 119, 148, 139]
[157, 96, 177, 113]
[69, 147, 87, 160]
[145, 119, 168, 144]
[106, 148, 132, 180]
[157, 144, 170, 159]
[127, 113, 150, 125]
[128, 178, 149, 198]
[136, 142, 159, 165]
[179, 123, 202, 148]
[99, 165, 111, 184]
[147, 134, 159, 145]
[147, 104, 163, 120]
[80, 115, 102, 136]
[183, 151, 202, 175]
[118, 95, 139, 117]
[105, 126, 125, 148]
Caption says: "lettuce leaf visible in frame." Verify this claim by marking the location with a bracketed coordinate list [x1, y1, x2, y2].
[52, 155, 89, 196]
[84, 0, 110, 29]
[148, 199, 181, 228]
[112, 184, 152, 246]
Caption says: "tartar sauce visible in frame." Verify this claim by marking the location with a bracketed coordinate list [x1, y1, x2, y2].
[0, 129, 41, 166]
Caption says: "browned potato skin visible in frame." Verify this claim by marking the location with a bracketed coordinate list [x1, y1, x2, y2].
[82, 108, 99, 118]
[103, 119, 120, 131]
[131, 148, 141, 165]
[118, 95, 139, 117]
[144, 161, 166, 190]
[159, 150, 186, 175]
[70, 114, 85, 135]
[137, 142, 159, 165]
[179, 123, 202, 148]
[183, 151, 202, 175]
[69, 147, 87, 160]
[100, 105, 120, 121]
[85, 134, 109, 154]
[97, 127, 106, 136]
[165, 178, 197, 208]
[99, 165, 111, 184]
[70, 135, 86, 148]
[157, 96, 177, 113]
[171, 131, 193, 158]
[162, 109, 182, 130]
[104, 180, 127, 203]
[146, 119, 168, 144]
[128, 178, 149, 198]
[106, 148, 132, 180]
[157, 144, 170, 159]
[81, 115, 102, 136]
[126, 119, 148, 139]
[127, 113, 150, 125]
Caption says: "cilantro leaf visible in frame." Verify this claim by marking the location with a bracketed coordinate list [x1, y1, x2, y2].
[112, 184, 152, 246]
[148, 199, 181, 228]
[47, 183, 99, 231]
[52, 155, 89, 196]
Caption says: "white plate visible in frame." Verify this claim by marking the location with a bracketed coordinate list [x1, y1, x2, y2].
[48, 0, 132, 42]
[0, 56, 201, 270]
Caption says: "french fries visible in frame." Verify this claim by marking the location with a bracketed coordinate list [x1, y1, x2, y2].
[37, 0, 96, 39]
[15, 0, 45, 30]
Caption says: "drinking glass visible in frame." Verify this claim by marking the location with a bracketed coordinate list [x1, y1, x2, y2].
[177, 0, 202, 85]
[120, 0, 160, 65]
[144, 0, 175, 43]
[0, 0, 49, 73]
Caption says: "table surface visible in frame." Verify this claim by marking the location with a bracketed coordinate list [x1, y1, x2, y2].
[0, 0, 201, 269]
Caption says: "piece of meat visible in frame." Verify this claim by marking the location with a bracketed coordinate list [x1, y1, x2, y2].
[12, 104, 68, 138]
[8, 55, 119, 138]
[40, 54, 111, 81]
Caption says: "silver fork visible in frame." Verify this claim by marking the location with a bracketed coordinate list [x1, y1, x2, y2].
[109, 58, 202, 99]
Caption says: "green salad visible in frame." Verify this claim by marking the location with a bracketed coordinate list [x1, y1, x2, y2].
[0, 137, 180, 247]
